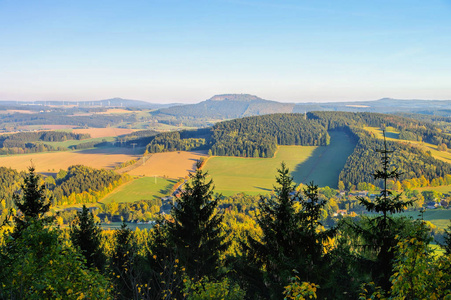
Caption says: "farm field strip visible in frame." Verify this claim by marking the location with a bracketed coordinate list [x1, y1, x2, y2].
[395, 210, 451, 230]
[204, 131, 356, 196]
[100, 176, 177, 204]
[364, 126, 451, 163]
[72, 128, 136, 138]
[127, 151, 207, 178]
[0, 147, 141, 173]
[43, 136, 116, 148]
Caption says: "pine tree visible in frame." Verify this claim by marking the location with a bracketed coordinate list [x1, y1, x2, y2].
[167, 161, 229, 281]
[356, 131, 414, 291]
[111, 222, 141, 299]
[13, 166, 52, 237]
[246, 163, 335, 298]
[70, 205, 106, 271]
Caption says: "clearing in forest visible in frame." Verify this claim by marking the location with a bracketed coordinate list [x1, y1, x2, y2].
[364, 126, 451, 164]
[0, 147, 140, 174]
[100, 176, 177, 204]
[72, 128, 135, 138]
[127, 151, 207, 178]
[204, 130, 355, 196]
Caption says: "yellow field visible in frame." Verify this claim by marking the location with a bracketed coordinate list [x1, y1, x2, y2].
[72, 128, 135, 138]
[364, 126, 451, 164]
[0, 147, 140, 173]
[0, 110, 37, 114]
[97, 109, 132, 114]
[127, 151, 207, 178]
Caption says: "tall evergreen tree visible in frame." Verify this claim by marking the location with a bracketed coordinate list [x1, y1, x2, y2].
[111, 222, 141, 300]
[12, 166, 52, 237]
[70, 205, 106, 271]
[246, 163, 335, 299]
[167, 161, 229, 281]
[355, 131, 414, 291]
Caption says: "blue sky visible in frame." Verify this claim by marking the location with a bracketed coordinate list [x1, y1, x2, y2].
[1, 0, 451, 103]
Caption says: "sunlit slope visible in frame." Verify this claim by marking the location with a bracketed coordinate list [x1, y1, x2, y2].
[204, 131, 355, 195]
[127, 151, 207, 178]
[100, 177, 176, 204]
[364, 126, 451, 164]
[0, 147, 140, 173]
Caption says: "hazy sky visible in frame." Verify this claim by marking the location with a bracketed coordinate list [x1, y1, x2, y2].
[1, 0, 451, 103]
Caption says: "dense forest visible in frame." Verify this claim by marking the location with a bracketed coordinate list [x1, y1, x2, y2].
[0, 130, 91, 154]
[0, 161, 450, 299]
[143, 111, 451, 188]
[0, 165, 130, 209]
[209, 114, 329, 158]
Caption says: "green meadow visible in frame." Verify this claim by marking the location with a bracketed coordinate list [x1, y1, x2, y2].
[43, 136, 115, 149]
[204, 130, 356, 196]
[100, 176, 177, 203]
[395, 210, 451, 230]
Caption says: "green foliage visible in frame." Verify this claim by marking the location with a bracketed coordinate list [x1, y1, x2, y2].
[441, 221, 451, 255]
[245, 163, 335, 298]
[111, 222, 142, 299]
[184, 276, 245, 300]
[146, 131, 207, 153]
[353, 132, 414, 291]
[0, 218, 111, 299]
[360, 221, 451, 299]
[70, 205, 106, 271]
[283, 277, 318, 300]
[168, 161, 229, 281]
[210, 113, 329, 158]
[13, 166, 52, 237]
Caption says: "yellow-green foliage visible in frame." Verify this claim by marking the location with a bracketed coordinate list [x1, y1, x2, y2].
[184, 276, 245, 300]
[359, 224, 451, 300]
[284, 277, 318, 300]
[0, 221, 112, 299]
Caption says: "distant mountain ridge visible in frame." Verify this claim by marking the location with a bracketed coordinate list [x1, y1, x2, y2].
[156, 94, 451, 119]
[0, 98, 180, 109]
[157, 94, 295, 119]
[1, 95, 449, 117]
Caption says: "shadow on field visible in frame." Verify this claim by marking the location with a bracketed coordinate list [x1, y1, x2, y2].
[77, 146, 146, 156]
[291, 130, 357, 189]
[291, 146, 326, 185]
[254, 186, 272, 192]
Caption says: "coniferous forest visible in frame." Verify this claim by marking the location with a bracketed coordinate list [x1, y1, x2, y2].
[1, 140, 451, 299]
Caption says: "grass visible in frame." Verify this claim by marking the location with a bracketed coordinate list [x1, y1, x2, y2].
[395, 210, 451, 230]
[414, 185, 451, 194]
[43, 136, 115, 148]
[100, 176, 177, 204]
[363, 126, 451, 164]
[204, 130, 356, 196]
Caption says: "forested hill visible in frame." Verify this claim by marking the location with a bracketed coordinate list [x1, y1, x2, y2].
[156, 94, 295, 119]
[145, 111, 451, 187]
[146, 114, 329, 158]
[209, 114, 329, 157]
[0, 165, 130, 210]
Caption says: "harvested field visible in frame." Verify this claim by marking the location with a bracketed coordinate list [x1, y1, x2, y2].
[0, 110, 37, 114]
[0, 147, 140, 173]
[97, 109, 132, 114]
[127, 151, 207, 178]
[73, 128, 135, 138]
